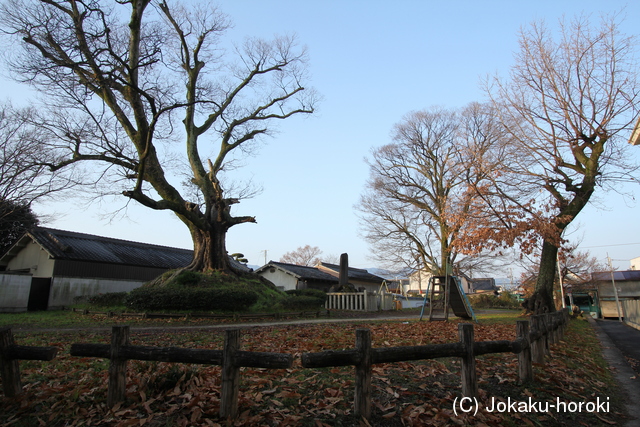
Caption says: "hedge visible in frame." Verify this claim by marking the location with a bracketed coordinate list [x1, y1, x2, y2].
[87, 292, 128, 307]
[285, 288, 327, 299]
[124, 287, 259, 311]
[282, 289, 326, 310]
[280, 295, 326, 310]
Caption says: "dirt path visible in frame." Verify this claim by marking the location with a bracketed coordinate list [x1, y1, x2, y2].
[9, 308, 519, 334]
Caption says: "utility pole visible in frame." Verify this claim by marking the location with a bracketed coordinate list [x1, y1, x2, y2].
[260, 250, 268, 265]
[607, 254, 623, 322]
[557, 254, 565, 309]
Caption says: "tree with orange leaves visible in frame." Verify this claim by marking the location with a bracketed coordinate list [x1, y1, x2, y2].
[467, 14, 640, 313]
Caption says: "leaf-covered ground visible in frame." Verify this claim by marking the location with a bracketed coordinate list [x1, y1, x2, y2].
[0, 316, 630, 426]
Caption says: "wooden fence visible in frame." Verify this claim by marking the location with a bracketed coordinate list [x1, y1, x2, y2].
[302, 309, 569, 419]
[70, 326, 292, 418]
[0, 327, 58, 397]
[1, 309, 569, 421]
[325, 291, 395, 311]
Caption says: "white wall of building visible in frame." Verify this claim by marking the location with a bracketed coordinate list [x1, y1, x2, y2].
[0, 273, 147, 312]
[5, 240, 55, 277]
[48, 277, 145, 309]
[0, 274, 32, 312]
[256, 268, 298, 291]
[408, 270, 432, 294]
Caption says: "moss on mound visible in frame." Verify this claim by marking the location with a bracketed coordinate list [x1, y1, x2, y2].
[124, 269, 286, 312]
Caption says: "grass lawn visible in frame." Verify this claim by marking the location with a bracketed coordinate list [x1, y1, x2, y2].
[0, 310, 631, 426]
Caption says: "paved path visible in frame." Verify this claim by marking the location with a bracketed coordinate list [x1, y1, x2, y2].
[588, 317, 640, 427]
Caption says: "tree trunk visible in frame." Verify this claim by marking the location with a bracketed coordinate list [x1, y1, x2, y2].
[186, 223, 231, 272]
[525, 239, 557, 313]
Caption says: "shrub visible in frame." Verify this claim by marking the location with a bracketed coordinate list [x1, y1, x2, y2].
[87, 292, 128, 307]
[468, 292, 520, 309]
[282, 289, 326, 310]
[171, 270, 202, 287]
[124, 287, 258, 311]
[285, 288, 326, 299]
[280, 295, 326, 311]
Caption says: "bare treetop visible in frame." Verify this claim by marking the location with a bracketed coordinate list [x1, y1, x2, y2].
[280, 245, 323, 267]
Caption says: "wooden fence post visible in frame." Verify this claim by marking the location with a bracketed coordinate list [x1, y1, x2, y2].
[354, 329, 372, 420]
[553, 312, 560, 342]
[542, 314, 551, 357]
[108, 326, 129, 407]
[516, 320, 532, 383]
[221, 329, 241, 420]
[0, 327, 21, 397]
[530, 315, 544, 364]
[459, 323, 476, 398]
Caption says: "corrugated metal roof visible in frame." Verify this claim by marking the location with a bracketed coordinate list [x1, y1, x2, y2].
[29, 227, 192, 269]
[592, 270, 640, 282]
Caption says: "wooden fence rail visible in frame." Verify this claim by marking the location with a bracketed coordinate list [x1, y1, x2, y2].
[69, 326, 292, 418]
[0, 327, 58, 397]
[301, 308, 569, 419]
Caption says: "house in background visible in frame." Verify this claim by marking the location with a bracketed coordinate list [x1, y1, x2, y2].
[316, 262, 386, 293]
[591, 270, 640, 328]
[254, 261, 338, 292]
[631, 256, 640, 270]
[255, 261, 387, 293]
[407, 269, 476, 295]
[469, 278, 499, 295]
[0, 227, 201, 312]
[408, 269, 432, 294]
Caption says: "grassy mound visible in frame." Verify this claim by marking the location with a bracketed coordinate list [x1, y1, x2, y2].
[124, 269, 287, 312]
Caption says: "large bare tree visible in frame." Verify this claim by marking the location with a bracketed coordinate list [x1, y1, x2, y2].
[0, 0, 316, 274]
[478, 15, 640, 312]
[357, 104, 506, 277]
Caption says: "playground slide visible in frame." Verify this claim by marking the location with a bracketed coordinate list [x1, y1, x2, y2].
[448, 278, 474, 320]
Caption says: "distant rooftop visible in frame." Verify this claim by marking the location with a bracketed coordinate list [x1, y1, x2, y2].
[592, 270, 640, 282]
[256, 261, 338, 282]
[317, 262, 387, 283]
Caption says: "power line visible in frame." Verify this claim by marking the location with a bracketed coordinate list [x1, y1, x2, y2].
[581, 242, 640, 249]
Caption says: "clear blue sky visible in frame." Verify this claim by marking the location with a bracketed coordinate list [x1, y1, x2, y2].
[12, 0, 640, 273]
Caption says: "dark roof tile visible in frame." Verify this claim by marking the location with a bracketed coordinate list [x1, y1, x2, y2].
[256, 261, 338, 282]
[318, 262, 386, 283]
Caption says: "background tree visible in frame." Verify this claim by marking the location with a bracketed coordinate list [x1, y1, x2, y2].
[0, 103, 76, 204]
[357, 104, 507, 276]
[0, 0, 316, 275]
[474, 15, 640, 312]
[0, 199, 38, 256]
[280, 245, 323, 267]
[0, 102, 77, 254]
